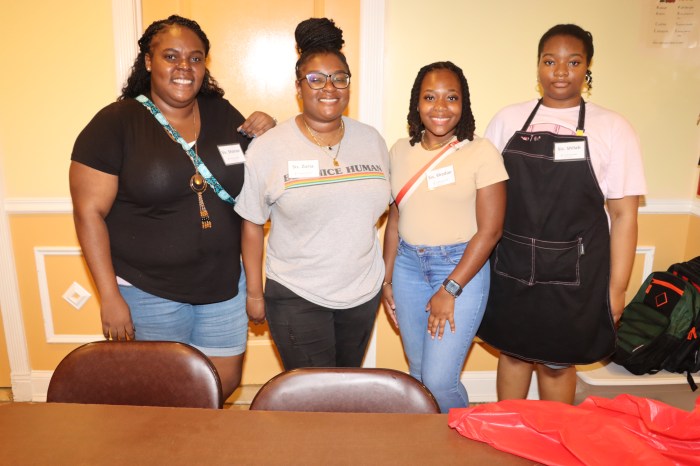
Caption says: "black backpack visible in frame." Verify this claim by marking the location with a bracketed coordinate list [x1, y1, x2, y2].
[613, 258, 700, 390]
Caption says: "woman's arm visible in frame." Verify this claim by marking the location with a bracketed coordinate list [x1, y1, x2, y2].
[241, 219, 266, 324]
[69, 161, 134, 341]
[239, 112, 276, 138]
[607, 195, 640, 323]
[427, 181, 506, 339]
[381, 203, 400, 328]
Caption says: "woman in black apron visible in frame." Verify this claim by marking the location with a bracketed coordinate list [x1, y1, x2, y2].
[478, 24, 645, 404]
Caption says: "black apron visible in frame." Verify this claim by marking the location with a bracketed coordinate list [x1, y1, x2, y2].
[478, 99, 615, 364]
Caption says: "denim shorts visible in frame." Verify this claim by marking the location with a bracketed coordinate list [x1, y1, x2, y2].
[118, 273, 248, 357]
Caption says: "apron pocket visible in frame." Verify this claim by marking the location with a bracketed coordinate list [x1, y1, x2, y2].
[494, 231, 581, 286]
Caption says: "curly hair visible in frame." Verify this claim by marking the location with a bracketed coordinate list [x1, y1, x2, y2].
[294, 17, 350, 78]
[407, 61, 475, 146]
[538, 24, 595, 90]
[119, 15, 224, 100]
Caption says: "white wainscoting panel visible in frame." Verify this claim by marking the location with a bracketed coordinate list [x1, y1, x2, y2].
[34, 247, 103, 344]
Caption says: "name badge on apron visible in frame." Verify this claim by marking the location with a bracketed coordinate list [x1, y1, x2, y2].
[218, 144, 246, 165]
[554, 141, 586, 161]
[288, 160, 320, 179]
[426, 165, 456, 190]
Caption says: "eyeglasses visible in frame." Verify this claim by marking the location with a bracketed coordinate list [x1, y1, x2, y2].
[298, 72, 351, 90]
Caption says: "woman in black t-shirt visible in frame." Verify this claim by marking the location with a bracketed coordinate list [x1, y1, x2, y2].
[69, 15, 275, 399]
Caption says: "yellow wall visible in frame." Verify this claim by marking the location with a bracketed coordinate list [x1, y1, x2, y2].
[0, 1, 116, 197]
[687, 214, 700, 260]
[383, 0, 700, 201]
[142, 0, 360, 119]
[639, 214, 691, 269]
[1, 0, 699, 393]
[9, 216, 99, 368]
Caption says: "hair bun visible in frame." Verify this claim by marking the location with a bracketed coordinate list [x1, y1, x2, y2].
[295, 17, 344, 54]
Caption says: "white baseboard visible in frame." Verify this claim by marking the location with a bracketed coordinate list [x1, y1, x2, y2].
[10, 372, 35, 402]
[30, 371, 52, 402]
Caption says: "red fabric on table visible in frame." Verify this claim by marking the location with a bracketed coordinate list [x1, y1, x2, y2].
[448, 394, 700, 466]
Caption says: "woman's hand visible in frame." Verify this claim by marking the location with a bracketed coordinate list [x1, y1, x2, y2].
[246, 296, 266, 324]
[70, 162, 132, 341]
[101, 294, 135, 341]
[426, 288, 456, 340]
[609, 287, 626, 324]
[381, 283, 399, 329]
[239, 112, 276, 138]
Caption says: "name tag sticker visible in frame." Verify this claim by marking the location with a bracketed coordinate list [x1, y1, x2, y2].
[426, 165, 456, 190]
[288, 160, 320, 179]
[218, 144, 246, 165]
[554, 141, 586, 161]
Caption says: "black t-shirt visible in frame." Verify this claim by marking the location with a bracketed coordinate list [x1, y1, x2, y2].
[72, 95, 249, 304]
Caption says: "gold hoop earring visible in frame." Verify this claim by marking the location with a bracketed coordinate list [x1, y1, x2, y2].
[535, 80, 543, 96]
[582, 83, 591, 99]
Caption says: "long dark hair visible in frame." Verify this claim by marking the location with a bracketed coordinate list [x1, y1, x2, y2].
[119, 15, 224, 100]
[407, 61, 475, 146]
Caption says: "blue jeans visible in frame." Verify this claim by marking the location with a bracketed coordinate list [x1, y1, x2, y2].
[393, 239, 489, 412]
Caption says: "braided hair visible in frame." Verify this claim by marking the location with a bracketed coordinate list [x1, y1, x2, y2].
[119, 15, 224, 100]
[407, 61, 475, 146]
[294, 17, 350, 78]
[538, 24, 595, 90]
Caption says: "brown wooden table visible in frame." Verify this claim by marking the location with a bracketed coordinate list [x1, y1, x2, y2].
[0, 402, 538, 465]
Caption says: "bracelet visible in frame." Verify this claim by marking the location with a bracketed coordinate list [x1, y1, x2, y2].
[246, 295, 264, 301]
[382, 281, 392, 288]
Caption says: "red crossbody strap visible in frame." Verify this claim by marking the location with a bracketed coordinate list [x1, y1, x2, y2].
[394, 140, 461, 208]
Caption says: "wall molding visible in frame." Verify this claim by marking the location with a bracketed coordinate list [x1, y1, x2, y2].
[30, 370, 52, 402]
[359, 0, 386, 134]
[638, 198, 698, 214]
[5, 196, 699, 216]
[358, 0, 386, 368]
[636, 246, 656, 281]
[0, 163, 33, 401]
[111, 0, 142, 98]
[4, 198, 74, 214]
[34, 247, 104, 344]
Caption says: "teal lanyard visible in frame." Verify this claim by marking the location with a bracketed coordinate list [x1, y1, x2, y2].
[136, 95, 235, 205]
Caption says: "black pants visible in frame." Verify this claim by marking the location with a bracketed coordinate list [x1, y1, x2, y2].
[264, 279, 380, 370]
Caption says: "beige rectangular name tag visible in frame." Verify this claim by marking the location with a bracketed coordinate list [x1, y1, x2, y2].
[288, 160, 320, 179]
[426, 165, 456, 190]
[218, 144, 246, 165]
[554, 141, 586, 161]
